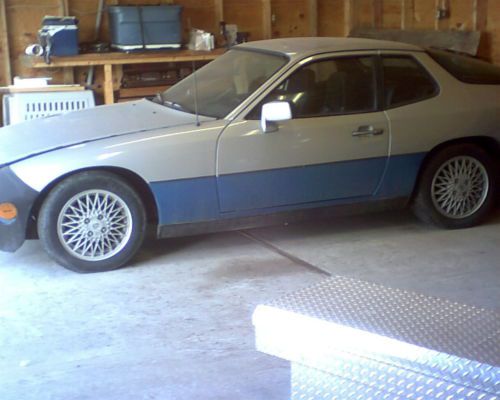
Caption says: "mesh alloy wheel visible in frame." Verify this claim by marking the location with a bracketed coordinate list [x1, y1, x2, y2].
[57, 189, 133, 261]
[430, 156, 489, 219]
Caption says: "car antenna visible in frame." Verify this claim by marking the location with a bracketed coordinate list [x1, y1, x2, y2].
[192, 60, 201, 127]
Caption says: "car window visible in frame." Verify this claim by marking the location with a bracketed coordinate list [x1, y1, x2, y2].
[247, 56, 377, 119]
[382, 56, 438, 109]
[162, 49, 288, 119]
[427, 49, 500, 84]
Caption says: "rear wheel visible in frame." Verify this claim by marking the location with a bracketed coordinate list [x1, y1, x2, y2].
[412, 144, 497, 229]
[38, 171, 146, 273]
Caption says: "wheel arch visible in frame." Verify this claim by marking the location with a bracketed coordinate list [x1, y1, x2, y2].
[411, 135, 500, 200]
[27, 167, 159, 239]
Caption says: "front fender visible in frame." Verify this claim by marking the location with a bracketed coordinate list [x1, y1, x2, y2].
[0, 167, 39, 252]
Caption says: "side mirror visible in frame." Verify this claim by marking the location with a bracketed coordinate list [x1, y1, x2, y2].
[260, 101, 292, 133]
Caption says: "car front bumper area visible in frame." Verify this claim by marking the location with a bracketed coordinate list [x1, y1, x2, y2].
[0, 166, 38, 252]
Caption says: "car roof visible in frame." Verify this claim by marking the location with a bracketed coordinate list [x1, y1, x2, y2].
[236, 37, 422, 59]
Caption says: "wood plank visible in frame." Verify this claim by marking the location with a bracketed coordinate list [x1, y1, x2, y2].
[373, 0, 383, 28]
[0, 85, 84, 93]
[176, 0, 220, 41]
[448, 0, 473, 31]
[262, 0, 272, 39]
[436, 0, 450, 31]
[318, 0, 345, 37]
[308, 0, 318, 36]
[353, 0, 375, 28]
[63, 67, 75, 84]
[486, 0, 500, 65]
[474, 0, 488, 31]
[59, 0, 70, 15]
[119, 85, 171, 98]
[224, 0, 269, 41]
[401, 0, 415, 29]
[31, 49, 226, 68]
[0, 0, 11, 85]
[344, 0, 353, 36]
[214, 0, 224, 43]
[413, 0, 436, 29]
[103, 64, 114, 105]
[6, 0, 63, 84]
[214, 0, 224, 23]
[271, 0, 319, 38]
[380, 0, 402, 29]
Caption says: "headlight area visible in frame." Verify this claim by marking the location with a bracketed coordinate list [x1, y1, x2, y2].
[0, 166, 39, 252]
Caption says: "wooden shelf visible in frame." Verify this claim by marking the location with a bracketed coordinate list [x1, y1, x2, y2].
[29, 49, 226, 105]
[0, 85, 84, 93]
[30, 49, 226, 68]
[119, 85, 172, 99]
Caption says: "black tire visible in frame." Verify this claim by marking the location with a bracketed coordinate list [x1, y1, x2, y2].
[412, 143, 497, 229]
[38, 171, 146, 273]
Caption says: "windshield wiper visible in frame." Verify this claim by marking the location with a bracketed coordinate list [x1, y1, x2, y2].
[149, 92, 165, 105]
[162, 100, 193, 114]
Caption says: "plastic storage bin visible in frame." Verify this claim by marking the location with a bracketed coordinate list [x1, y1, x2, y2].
[2, 90, 95, 126]
[108, 5, 182, 51]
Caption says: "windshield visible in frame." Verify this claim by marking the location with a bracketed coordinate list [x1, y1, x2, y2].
[160, 49, 288, 118]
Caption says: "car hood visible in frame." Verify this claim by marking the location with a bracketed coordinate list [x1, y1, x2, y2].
[0, 99, 214, 167]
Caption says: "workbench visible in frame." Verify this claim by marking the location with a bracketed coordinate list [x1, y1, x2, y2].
[30, 49, 225, 105]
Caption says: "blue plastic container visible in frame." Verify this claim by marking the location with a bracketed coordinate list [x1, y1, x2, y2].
[38, 16, 79, 56]
[108, 5, 183, 51]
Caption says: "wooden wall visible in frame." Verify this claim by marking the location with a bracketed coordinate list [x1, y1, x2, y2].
[346, 0, 499, 64]
[0, 0, 499, 87]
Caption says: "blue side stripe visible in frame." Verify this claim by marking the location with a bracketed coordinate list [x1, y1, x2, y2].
[217, 157, 387, 212]
[376, 153, 427, 197]
[150, 152, 426, 226]
[150, 177, 219, 225]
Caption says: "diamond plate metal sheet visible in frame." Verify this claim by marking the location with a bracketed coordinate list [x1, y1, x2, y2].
[290, 362, 498, 400]
[253, 276, 500, 398]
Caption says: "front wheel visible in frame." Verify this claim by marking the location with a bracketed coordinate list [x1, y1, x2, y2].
[38, 171, 146, 273]
[412, 144, 497, 229]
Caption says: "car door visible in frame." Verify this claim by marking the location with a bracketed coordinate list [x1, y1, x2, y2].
[216, 53, 390, 212]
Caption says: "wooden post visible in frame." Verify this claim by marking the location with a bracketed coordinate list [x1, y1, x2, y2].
[373, 0, 383, 28]
[214, 0, 224, 23]
[214, 0, 224, 39]
[63, 68, 75, 84]
[59, 0, 69, 15]
[104, 64, 114, 105]
[473, 0, 488, 31]
[308, 0, 318, 36]
[262, 0, 272, 39]
[344, 0, 353, 36]
[435, 0, 450, 31]
[401, 0, 415, 30]
[0, 0, 11, 85]
[58, 0, 74, 84]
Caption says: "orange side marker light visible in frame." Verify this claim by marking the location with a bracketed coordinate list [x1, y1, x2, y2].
[0, 203, 18, 222]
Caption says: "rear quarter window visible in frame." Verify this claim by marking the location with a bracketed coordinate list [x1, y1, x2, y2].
[428, 49, 500, 84]
[382, 56, 439, 109]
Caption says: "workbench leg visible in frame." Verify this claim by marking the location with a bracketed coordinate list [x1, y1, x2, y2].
[104, 64, 114, 105]
[63, 67, 75, 84]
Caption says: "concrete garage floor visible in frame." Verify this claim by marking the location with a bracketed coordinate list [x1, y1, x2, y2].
[1, 209, 499, 400]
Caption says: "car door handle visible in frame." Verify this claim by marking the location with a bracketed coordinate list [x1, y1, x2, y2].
[352, 126, 384, 137]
